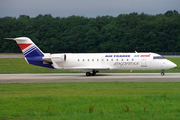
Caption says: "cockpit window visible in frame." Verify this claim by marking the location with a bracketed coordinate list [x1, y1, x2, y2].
[153, 56, 165, 59]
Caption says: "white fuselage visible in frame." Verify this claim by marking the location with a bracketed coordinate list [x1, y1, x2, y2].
[49, 53, 176, 72]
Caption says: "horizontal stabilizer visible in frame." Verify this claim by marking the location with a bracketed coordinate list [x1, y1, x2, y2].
[5, 38, 16, 40]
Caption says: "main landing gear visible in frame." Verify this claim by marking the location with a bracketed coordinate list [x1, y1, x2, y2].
[86, 70, 98, 76]
[86, 72, 91, 76]
[161, 69, 165, 76]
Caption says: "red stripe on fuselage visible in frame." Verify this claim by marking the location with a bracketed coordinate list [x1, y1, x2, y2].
[18, 43, 32, 50]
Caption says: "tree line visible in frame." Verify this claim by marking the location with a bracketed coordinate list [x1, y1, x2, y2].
[0, 10, 180, 53]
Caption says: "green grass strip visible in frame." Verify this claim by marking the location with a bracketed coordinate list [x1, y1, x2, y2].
[0, 82, 180, 120]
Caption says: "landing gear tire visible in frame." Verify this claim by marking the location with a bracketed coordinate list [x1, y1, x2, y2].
[92, 73, 96, 76]
[86, 72, 91, 76]
[91, 70, 96, 76]
[161, 70, 165, 76]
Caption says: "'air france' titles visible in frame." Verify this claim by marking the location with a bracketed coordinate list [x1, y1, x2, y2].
[105, 54, 150, 58]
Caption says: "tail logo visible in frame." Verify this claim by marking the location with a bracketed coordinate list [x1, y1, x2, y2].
[18, 43, 32, 51]
[18, 43, 42, 57]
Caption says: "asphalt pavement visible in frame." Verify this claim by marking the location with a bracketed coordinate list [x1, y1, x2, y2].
[0, 73, 180, 83]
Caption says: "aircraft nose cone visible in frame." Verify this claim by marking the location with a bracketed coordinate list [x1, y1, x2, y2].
[173, 63, 177, 68]
[170, 62, 177, 68]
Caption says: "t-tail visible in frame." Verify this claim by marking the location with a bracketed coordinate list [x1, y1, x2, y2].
[5, 37, 54, 69]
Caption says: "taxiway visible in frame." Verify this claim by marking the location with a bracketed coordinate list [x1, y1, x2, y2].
[0, 73, 180, 83]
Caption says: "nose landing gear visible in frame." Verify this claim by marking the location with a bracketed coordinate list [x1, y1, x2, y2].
[161, 69, 165, 76]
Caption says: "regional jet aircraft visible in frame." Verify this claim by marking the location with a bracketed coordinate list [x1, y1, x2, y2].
[6, 37, 177, 76]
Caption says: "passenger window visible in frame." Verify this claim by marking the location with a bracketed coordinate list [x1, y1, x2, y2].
[107, 59, 108, 61]
[97, 59, 99, 61]
[78, 59, 79, 61]
[116, 59, 118, 61]
[132, 59, 134, 61]
[122, 59, 123, 61]
[127, 59, 128, 61]
[88, 59, 89, 61]
[92, 59, 94, 61]
[111, 59, 113, 61]
[83, 59, 84, 61]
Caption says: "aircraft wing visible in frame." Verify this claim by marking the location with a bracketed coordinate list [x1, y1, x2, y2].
[71, 67, 110, 71]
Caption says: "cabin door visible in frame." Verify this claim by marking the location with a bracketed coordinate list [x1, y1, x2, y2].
[141, 57, 147, 67]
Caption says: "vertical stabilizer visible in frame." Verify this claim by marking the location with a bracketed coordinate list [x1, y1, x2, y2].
[13, 37, 44, 57]
[6, 37, 54, 69]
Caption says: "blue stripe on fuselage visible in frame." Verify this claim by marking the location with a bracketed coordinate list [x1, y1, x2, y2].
[26, 56, 54, 69]
[23, 45, 54, 69]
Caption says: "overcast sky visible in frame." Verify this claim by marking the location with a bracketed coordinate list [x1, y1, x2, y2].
[0, 0, 180, 18]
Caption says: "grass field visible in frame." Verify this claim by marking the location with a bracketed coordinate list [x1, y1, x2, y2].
[0, 82, 180, 120]
[0, 58, 180, 119]
[0, 58, 179, 73]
